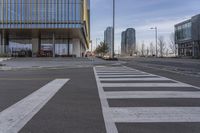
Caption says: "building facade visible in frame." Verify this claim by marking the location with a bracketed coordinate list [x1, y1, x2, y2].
[0, 0, 90, 57]
[121, 31, 126, 55]
[104, 27, 113, 54]
[175, 14, 200, 58]
[121, 28, 136, 56]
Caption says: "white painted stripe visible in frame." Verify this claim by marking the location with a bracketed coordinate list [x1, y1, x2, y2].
[93, 67, 118, 133]
[109, 107, 200, 123]
[102, 83, 191, 87]
[106, 91, 200, 99]
[0, 79, 69, 133]
[122, 66, 200, 91]
[96, 69, 137, 71]
[100, 77, 169, 81]
[99, 75, 154, 78]
[97, 67, 138, 69]
[96, 70, 140, 72]
[97, 73, 146, 75]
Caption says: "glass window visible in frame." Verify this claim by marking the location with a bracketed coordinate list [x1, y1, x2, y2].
[0, 0, 3, 22]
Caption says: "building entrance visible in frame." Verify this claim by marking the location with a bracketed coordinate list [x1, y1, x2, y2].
[40, 39, 73, 57]
[9, 39, 32, 57]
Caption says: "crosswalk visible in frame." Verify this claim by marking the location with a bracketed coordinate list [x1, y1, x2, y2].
[0, 58, 10, 62]
[94, 66, 200, 133]
[0, 79, 69, 133]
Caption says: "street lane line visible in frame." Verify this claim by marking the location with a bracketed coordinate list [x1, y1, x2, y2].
[100, 77, 169, 81]
[109, 107, 200, 123]
[97, 70, 142, 73]
[105, 91, 200, 99]
[97, 70, 138, 73]
[0, 78, 53, 81]
[99, 75, 155, 78]
[97, 73, 147, 75]
[102, 83, 191, 87]
[93, 67, 118, 133]
[0, 79, 69, 133]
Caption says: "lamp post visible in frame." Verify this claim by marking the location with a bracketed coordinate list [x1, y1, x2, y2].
[150, 27, 158, 57]
[111, 0, 115, 59]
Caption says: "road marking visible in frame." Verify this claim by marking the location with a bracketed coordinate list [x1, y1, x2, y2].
[97, 73, 147, 75]
[94, 66, 200, 133]
[102, 83, 191, 87]
[109, 107, 200, 123]
[0, 58, 10, 62]
[96, 70, 141, 73]
[99, 75, 155, 78]
[96, 70, 139, 72]
[100, 77, 169, 81]
[0, 78, 53, 81]
[0, 79, 69, 133]
[105, 91, 200, 99]
[93, 68, 118, 133]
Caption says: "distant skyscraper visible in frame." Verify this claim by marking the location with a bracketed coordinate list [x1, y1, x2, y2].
[104, 27, 113, 54]
[121, 31, 126, 55]
[121, 28, 136, 56]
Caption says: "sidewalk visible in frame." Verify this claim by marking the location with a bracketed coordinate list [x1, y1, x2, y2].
[0, 57, 125, 70]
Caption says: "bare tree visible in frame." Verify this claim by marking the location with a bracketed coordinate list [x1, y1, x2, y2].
[149, 42, 155, 56]
[169, 33, 178, 56]
[135, 42, 139, 56]
[141, 42, 145, 56]
[158, 36, 166, 57]
[146, 47, 150, 56]
[165, 48, 169, 57]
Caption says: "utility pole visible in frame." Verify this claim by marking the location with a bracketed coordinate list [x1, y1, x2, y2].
[111, 0, 115, 59]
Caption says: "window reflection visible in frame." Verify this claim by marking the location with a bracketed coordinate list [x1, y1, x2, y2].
[0, 0, 83, 28]
[175, 22, 192, 41]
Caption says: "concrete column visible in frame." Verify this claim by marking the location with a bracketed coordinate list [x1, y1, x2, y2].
[32, 37, 40, 57]
[0, 32, 2, 54]
[184, 44, 187, 56]
[1, 30, 8, 54]
[72, 39, 81, 57]
[192, 42, 195, 57]
[52, 32, 55, 57]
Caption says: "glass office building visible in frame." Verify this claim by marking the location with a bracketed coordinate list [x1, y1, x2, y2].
[0, 0, 90, 57]
[175, 14, 200, 58]
[121, 28, 136, 56]
[104, 27, 113, 54]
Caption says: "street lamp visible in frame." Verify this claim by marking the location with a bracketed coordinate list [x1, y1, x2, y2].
[111, 0, 115, 59]
[150, 27, 158, 57]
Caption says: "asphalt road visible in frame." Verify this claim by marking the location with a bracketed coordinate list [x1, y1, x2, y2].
[0, 67, 106, 133]
[121, 57, 200, 78]
[0, 58, 200, 133]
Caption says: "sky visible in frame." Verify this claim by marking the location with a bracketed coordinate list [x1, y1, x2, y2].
[90, 0, 200, 52]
